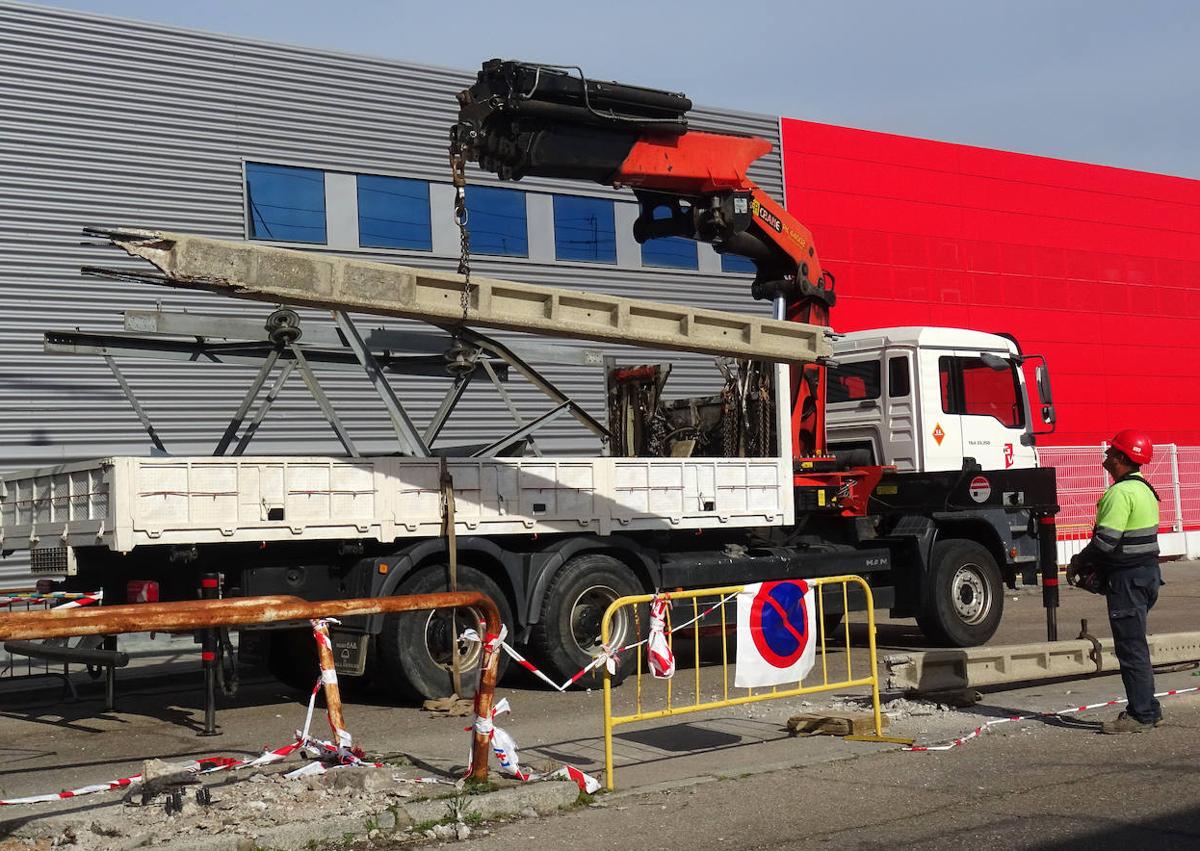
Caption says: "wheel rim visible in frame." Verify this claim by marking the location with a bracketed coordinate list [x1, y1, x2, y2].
[568, 584, 629, 656]
[420, 606, 485, 672]
[951, 562, 992, 625]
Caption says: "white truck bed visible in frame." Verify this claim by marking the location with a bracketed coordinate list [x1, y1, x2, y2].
[0, 455, 793, 558]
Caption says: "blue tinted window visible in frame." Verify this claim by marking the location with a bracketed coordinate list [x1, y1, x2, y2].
[640, 206, 697, 270]
[553, 195, 617, 263]
[357, 175, 432, 250]
[245, 162, 326, 243]
[720, 252, 757, 274]
[466, 186, 528, 257]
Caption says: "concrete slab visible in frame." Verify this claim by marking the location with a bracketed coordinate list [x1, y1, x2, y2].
[96, 228, 831, 364]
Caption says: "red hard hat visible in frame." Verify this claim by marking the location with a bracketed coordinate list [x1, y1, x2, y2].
[1109, 429, 1153, 465]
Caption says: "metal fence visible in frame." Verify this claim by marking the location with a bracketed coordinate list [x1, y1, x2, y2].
[600, 576, 884, 790]
[0, 590, 104, 687]
[1037, 445, 1200, 546]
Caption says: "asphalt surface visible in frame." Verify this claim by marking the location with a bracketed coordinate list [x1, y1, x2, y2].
[0, 561, 1197, 849]
[463, 695, 1200, 850]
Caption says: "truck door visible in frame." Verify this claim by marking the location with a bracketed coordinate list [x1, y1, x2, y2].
[933, 352, 1034, 471]
[882, 352, 918, 471]
[915, 349, 966, 472]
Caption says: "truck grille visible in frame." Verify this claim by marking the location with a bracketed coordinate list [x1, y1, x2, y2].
[29, 546, 77, 576]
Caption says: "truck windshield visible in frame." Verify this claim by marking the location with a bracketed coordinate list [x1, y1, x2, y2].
[939, 356, 1025, 428]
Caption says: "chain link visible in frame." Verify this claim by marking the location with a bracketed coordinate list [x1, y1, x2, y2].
[449, 144, 472, 322]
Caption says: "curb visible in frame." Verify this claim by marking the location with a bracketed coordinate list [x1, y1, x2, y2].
[143, 780, 581, 851]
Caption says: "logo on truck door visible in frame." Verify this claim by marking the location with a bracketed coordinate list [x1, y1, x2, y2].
[932, 423, 945, 446]
[1003, 442, 1014, 469]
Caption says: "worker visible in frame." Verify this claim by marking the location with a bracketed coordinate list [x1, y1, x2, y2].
[1067, 429, 1162, 733]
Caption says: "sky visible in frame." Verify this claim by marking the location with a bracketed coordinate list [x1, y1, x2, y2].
[30, 0, 1200, 179]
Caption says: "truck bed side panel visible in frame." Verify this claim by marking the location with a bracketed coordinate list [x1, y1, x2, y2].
[0, 454, 790, 553]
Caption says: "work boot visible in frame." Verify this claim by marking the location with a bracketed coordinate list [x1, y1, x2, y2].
[1101, 711, 1155, 734]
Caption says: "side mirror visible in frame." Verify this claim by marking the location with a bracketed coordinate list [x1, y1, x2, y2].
[1035, 364, 1053, 405]
[1026, 355, 1055, 434]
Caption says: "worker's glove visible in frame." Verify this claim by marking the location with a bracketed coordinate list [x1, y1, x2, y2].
[1066, 554, 1105, 595]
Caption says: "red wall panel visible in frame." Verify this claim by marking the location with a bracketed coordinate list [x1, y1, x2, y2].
[781, 118, 1200, 446]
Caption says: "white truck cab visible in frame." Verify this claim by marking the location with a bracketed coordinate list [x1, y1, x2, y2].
[825, 327, 1054, 474]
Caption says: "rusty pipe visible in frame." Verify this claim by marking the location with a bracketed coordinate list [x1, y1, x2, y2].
[0, 591, 502, 781]
[0, 592, 501, 641]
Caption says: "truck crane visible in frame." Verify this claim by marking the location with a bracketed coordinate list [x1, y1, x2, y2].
[451, 59, 834, 463]
[0, 61, 1063, 702]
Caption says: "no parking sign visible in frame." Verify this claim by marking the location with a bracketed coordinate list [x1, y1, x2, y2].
[735, 580, 817, 688]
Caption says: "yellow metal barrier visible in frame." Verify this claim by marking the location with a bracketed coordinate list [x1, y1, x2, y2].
[601, 575, 884, 790]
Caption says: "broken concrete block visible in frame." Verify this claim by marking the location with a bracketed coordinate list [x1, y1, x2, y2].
[786, 711, 889, 737]
[318, 766, 395, 793]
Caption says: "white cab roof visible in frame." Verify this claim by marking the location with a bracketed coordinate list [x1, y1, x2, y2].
[832, 326, 1020, 356]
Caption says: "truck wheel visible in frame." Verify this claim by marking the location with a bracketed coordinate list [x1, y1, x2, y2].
[528, 554, 643, 689]
[377, 565, 513, 701]
[917, 539, 1004, 647]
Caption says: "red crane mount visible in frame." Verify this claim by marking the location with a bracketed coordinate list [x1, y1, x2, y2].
[452, 59, 843, 480]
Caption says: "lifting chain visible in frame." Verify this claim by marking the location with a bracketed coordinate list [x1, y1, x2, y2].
[449, 143, 473, 323]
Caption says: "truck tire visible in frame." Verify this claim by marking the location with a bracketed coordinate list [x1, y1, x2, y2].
[527, 553, 643, 689]
[267, 628, 372, 696]
[917, 539, 1004, 647]
[377, 564, 513, 701]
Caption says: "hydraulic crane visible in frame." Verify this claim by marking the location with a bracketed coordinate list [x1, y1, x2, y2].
[451, 59, 837, 461]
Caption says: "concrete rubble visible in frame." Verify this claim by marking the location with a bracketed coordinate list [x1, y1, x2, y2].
[0, 761, 581, 851]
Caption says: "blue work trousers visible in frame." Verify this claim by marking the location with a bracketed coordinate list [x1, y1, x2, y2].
[1105, 562, 1162, 724]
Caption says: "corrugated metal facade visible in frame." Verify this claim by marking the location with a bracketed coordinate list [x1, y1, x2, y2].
[780, 117, 1200, 446]
[0, 1, 784, 584]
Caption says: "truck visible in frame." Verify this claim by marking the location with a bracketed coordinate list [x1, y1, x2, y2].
[0, 61, 1059, 700]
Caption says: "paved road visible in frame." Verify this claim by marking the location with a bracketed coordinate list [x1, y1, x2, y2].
[1, 561, 1196, 848]
[463, 694, 1200, 850]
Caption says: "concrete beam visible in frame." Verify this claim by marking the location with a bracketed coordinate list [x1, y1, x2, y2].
[886, 631, 1200, 693]
[87, 228, 831, 364]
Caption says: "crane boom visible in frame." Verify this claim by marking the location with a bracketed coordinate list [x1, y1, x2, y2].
[452, 60, 836, 457]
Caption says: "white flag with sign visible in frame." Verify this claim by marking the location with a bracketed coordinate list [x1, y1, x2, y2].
[735, 580, 817, 688]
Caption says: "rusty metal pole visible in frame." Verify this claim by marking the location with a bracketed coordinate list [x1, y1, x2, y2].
[468, 619, 503, 783]
[310, 618, 351, 752]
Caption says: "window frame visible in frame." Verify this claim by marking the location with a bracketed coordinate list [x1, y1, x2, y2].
[888, 354, 912, 399]
[355, 173, 433, 252]
[826, 358, 883, 404]
[939, 354, 1026, 428]
[552, 194, 618, 264]
[464, 185, 529, 258]
[243, 161, 328, 245]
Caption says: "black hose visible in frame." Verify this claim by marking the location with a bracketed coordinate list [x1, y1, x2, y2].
[216, 628, 239, 697]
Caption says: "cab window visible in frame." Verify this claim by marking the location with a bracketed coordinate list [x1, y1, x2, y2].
[827, 360, 881, 403]
[888, 355, 911, 398]
[939, 355, 1025, 428]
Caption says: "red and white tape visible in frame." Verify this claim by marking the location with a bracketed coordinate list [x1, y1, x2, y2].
[647, 595, 675, 679]
[0, 748, 294, 806]
[0, 591, 103, 608]
[463, 591, 736, 692]
[549, 765, 602, 794]
[1, 633, 374, 806]
[906, 686, 1200, 752]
